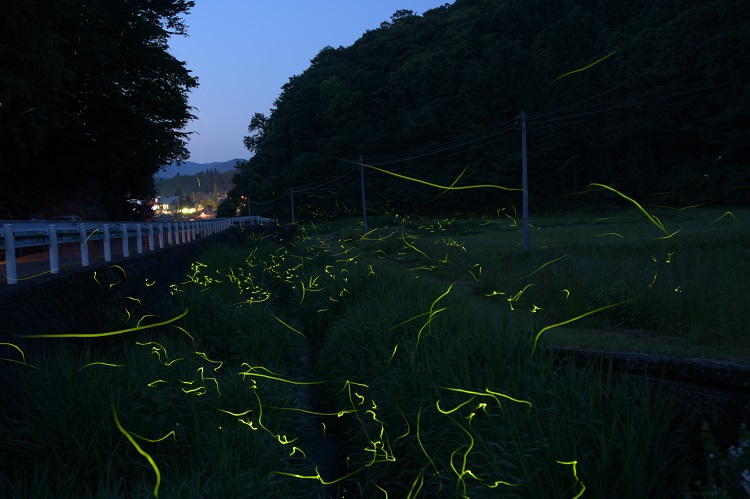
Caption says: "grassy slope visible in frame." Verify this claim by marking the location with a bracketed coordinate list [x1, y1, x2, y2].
[323, 207, 749, 365]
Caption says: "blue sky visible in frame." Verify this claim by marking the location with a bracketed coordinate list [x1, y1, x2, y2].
[168, 1, 454, 164]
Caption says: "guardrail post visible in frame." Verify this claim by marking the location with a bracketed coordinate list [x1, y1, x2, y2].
[173, 223, 179, 245]
[136, 224, 143, 253]
[48, 224, 59, 274]
[148, 224, 155, 250]
[79, 223, 89, 267]
[3, 224, 18, 284]
[181, 222, 186, 244]
[159, 223, 166, 247]
[185, 222, 191, 243]
[103, 224, 112, 261]
[122, 223, 129, 258]
[191, 222, 196, 241]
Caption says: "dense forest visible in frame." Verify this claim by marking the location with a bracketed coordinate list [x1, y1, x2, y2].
[155, 169, 233, 211]
[226, 0, 750, 221]
[0, 0, 197, 219]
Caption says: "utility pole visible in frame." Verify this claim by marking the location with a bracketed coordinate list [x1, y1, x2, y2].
[359, 153, 368, 231]
[521, 111, 529, 252]
[290, 187, 295, 224]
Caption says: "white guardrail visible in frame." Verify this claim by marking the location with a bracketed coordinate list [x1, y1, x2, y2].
[0, 215, 276, 285]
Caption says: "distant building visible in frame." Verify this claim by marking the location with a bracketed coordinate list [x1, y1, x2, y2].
[155, 196, 180, 215]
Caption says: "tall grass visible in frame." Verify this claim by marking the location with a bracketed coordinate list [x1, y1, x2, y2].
[3, 207, 742, 497]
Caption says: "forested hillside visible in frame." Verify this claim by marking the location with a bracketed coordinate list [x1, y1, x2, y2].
[156, 169, 233, 211]
[227, 0, 750, 220]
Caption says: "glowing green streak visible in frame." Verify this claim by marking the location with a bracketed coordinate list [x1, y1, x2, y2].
[417, 406, 439, 474]
[507, 283, 534, 310]
[216, 407, 252, 417]
[130, 430, 176, 444]
[433, 163, 470, 200]
[450, 419, 475, 495]
[388, 344, 398, 365]
[272, 465, 368, 486]
[359, 161, 522, 192]
[442, 387, 532, 408]
[487, 479, 520, 488]
[125, 296, 143, 306]
[19, 309, 189, 338]
[238, 371, 328, 385]
[711, 211, 736, 223]
[76, 361, 125, 371]
[109, 264, 129, 284]
[238, 363, 280, 376]
[436, 396, 477, 415]
[1, 342, 26, 363]
[518, 254, 568, 281]
[589, 183, 669, 235]
[557, 460, 586, 499]
[532, 301, 627, 355]
[548, 50, 618, 86]
[80, 228, 100, 247]
[388, 311, 432, 332]
[593, 232, 624, 239]
[0, 357, 39, 368]
[406, 470, 425, 499]
[375, 483, 389, 498]
[112, 402, 161, 498]
[401, 226, 432, 261]
[137, 315, 157, 327]
[655, 228, 681, 240]
[272, 314, 306, 339]
[416, 283, 454, 348]
[195, 351, 223, 371]
[416, 308, 447, 349]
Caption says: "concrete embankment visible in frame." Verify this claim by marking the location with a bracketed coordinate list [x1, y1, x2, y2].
[550, 347, 750, 450]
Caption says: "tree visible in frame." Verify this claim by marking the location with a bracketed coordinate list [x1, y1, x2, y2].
[0, 0, 198, 218]
[231, 0, 750, 220]
[243, 113, 269, 153]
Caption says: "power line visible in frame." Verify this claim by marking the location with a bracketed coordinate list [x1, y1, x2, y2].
[363, 124, 520, 166]
[528, 74, 750, 126]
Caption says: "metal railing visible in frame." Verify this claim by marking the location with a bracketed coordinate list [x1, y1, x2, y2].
[0, 215, 275, 285]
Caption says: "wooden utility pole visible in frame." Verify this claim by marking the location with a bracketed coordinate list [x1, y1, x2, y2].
[521, 111, 529, 252]
[290, 187, 295, 224]
[359, 153, 368, 231]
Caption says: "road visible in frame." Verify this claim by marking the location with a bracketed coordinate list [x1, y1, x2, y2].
[0, 235, 154, 285]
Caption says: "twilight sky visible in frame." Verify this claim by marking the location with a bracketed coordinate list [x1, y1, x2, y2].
[168, 1, 454, 164]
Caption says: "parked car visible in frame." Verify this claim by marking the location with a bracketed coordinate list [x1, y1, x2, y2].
[157, 214, 175, 221]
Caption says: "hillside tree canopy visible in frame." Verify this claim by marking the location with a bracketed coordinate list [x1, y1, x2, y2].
[227, 0, 750, 221]
[0, 0, 197, 219]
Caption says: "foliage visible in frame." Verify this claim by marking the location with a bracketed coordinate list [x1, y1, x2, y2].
[697, 423, 750, 498]
[4, 208, 746, 496]
[230, 0, 750, 221]
[0, 0, 198, 219]
[156, 169, 234, 210]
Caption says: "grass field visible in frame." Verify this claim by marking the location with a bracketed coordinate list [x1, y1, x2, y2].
[1, 206, 748, 497]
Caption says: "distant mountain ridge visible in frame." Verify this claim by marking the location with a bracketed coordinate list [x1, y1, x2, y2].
[156, 159, 244, 178]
